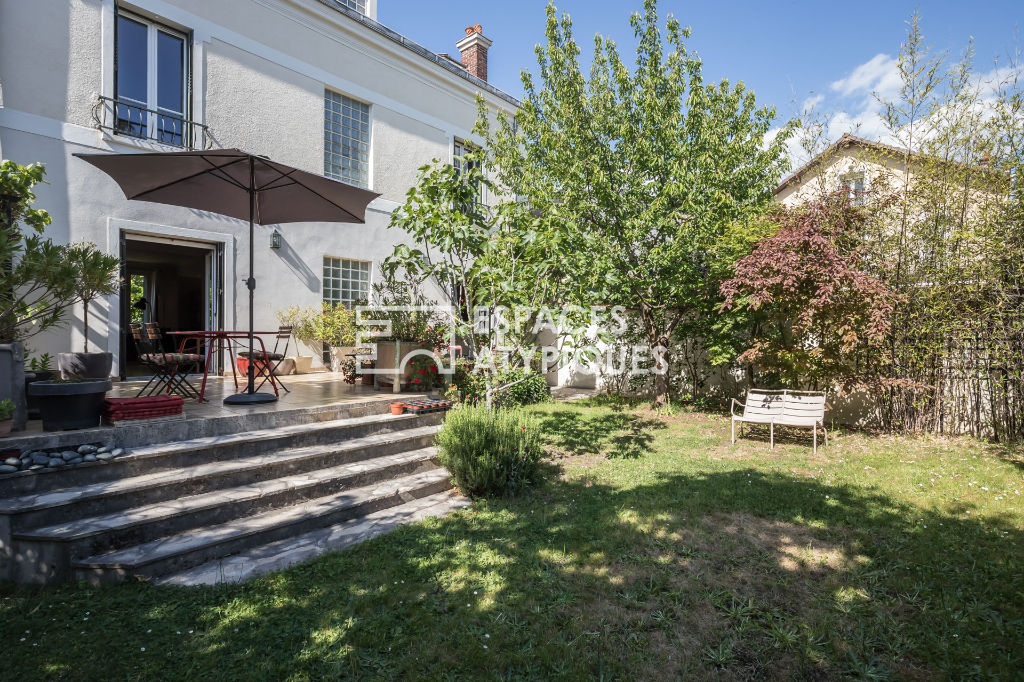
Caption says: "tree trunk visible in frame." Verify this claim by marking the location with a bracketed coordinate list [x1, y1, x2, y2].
[652, 335, 670, 407]
[83, 299, 89, 352]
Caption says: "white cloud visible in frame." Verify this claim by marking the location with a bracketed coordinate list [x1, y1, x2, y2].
[781, 55, 1022, 169]
[827, 110, 892, 144]
[829, 53, 902, 101]
[801, 93, 824, 112]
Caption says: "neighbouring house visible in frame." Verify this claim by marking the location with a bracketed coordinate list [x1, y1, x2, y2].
[774, 133, 891, 207]
[0, 0, 518, 378]
[772, 132, 1018, 433]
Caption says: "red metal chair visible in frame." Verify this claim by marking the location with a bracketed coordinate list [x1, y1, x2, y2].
[237, 325, 293, 394]
[130, 322, 204, 400]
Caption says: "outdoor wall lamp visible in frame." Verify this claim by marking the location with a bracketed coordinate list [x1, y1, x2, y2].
[270, 229, 282, 250]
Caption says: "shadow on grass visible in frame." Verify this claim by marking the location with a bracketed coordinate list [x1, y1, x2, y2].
[3, 464, 1022, 680]
[534, 408, 666, 459]
[732, 421, 830, 449]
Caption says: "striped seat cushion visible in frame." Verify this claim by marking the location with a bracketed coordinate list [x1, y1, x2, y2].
[140, 353, 203, 364]
[237, 351, 285, 361]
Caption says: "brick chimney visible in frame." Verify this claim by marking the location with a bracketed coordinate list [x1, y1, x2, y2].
[456, 24, 492, 82]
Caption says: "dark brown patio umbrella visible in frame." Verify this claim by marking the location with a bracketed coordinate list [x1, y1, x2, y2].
[75, 148, 379, 405]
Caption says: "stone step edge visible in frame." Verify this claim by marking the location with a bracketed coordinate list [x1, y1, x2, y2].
[127, 411, 428, 460]
[0, 425, 440, 515]
[155, 490, 470, 586]
[0, 396, 397, 457]
[15, 447, 441, 542]
[74, 468, 451, 570]
[0, 411, 429, 489]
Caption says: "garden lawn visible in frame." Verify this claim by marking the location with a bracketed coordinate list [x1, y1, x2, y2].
[2, 400, 1022, 680]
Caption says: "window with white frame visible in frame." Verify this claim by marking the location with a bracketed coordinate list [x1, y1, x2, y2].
[324, 91, 370, 188]
[453, 139, 485, 205]
[841, 172, 867, 206]
[115, 8, 189, 145]
[336, 0, 367, 13]
[323, 257, 370, 308]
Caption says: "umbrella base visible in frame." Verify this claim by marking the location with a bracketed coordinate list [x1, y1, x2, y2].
[223, 391, 278, 405]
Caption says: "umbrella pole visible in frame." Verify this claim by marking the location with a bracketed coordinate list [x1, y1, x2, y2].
[225, 156, 277, 405]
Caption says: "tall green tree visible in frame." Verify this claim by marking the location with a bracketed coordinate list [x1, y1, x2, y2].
[386, 149, 582, 363]
[479, 0, 792, 405]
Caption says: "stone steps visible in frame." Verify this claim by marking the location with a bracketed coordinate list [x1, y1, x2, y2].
[156, 490, 470, 586]
[74, 468, 453, 584]
[1, 407, 461, 584]
[0, 410, 441, 498]
[13, 447, 443, 582]
[0, 425, 439, 530]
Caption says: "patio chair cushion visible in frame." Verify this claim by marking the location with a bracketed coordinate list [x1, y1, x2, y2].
[140, 353, 204, 365]
[236, 351, 286, 361]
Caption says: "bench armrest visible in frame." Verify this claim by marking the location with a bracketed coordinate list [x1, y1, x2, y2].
[730, 398, 744, 418]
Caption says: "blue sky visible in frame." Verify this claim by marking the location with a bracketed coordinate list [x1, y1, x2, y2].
[380, 1, 1021, 160]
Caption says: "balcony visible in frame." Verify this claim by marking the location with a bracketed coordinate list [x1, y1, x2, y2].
[93, 95, 211, 150]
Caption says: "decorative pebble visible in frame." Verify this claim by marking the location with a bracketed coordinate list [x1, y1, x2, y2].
[60, 451, 78, 461]
[67, 457, 83, 465]
[47, 458, 65, 467]
[77, 444, 98, 455]
[0, 464, 18, 474]
[28, 464, 43, 471]
[97, 445, 113, 454]
[31, 454, 50, 466]
[83, 454, 97, 462]
[96, 453, 114, 461]
[111, 448, 125, 457]
[4, 457, 20, 467]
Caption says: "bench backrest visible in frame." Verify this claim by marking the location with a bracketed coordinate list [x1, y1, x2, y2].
[743, 389, 825, 424]
[742, 390, 786, 420]
[780, 391, 826, 425]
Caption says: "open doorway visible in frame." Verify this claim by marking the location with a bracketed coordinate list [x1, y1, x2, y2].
[120, 234, 222, 378]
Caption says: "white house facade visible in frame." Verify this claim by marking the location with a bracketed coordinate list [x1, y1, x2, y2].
[0, 0, 518, 377]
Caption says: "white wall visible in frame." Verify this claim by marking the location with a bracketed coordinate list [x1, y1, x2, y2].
[0, 0, 518, 375]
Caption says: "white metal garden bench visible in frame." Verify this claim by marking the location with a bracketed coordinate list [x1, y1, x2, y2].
[731, 389, 828, 453]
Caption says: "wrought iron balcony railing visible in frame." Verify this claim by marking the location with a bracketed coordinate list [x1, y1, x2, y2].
[93, 95, 211, 150]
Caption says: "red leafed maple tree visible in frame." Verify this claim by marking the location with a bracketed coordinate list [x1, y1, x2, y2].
[720, 193, 896, 391]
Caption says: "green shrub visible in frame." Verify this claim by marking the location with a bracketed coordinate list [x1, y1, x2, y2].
[495, 367, 551, 407]
[450, 359, 487, 403]
[0, 399, 14, 420]
[448, 362, 550, 407]
[436, 405, 544, 497]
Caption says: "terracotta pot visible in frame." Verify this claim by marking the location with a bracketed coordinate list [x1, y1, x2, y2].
[0, 418, 12, 437]
[390, 401, 405, 415]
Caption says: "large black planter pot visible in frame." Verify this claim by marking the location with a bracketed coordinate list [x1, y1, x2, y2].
[24, 370, 54, 420]
[27, 379, 112, 431]
[58, 352, 113, 380]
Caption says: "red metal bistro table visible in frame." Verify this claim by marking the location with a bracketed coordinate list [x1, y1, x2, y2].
[167, 330, 282, 403]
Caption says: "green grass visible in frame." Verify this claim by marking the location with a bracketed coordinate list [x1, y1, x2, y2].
[2, 400, 1023, 680]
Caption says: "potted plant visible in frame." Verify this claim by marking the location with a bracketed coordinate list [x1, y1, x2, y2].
[1, 161, 83, 431]
[363, 278, 450, 393]
[57, 242, 121, 380]
[24, 353, 54, 419]
[276, 306, 315, 374]
[0, 399, 14, 436]
[304, 303, 358, 373]
[28, 375, 112, 431]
